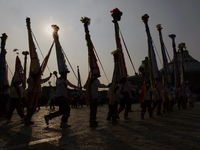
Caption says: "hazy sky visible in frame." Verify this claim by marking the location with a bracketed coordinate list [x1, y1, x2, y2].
[1, 0, 200, 87]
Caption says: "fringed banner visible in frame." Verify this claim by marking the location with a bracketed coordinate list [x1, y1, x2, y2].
[27, 42, 54, 109]
[142, 14, 159, 91]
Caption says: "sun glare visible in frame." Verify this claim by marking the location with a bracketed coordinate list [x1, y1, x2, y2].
[46, 26, 53, 35]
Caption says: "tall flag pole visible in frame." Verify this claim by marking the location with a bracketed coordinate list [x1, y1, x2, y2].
[26, 18, 40, 75]
[169, 34, 179, 101]
[156, 24, 171, 102]
[26, 17, 40, 108]
[80, 17, 101, 104]
[77, 66, 82, 90]
[0, 33, 8, 93]
[26, 18, 53, 109]
[51, 25, 69, 75]
[22, 51, 29, 90]
[142, 14, 159, 89]
[111, 8, 128, 78]
[109, 8, 128, 105]
[80, 17, 100, 77]
[178, 43, 186, 86]
[28, 41, 54, 109]
[156, 24, 171, 85]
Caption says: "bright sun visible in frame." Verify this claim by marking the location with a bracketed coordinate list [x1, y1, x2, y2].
[46, 26, 53, 35]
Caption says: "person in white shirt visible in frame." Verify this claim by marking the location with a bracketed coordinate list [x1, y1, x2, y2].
[44, 71, 79, 128]
[6, 81, 25, 123]
[84, 74, 108, 127]
[118, 77, 136, 120]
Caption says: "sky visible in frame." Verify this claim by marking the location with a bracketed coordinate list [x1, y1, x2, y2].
[1, 0, 200, 88]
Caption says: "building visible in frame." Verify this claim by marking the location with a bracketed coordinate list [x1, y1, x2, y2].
[127, 50, 200, 94]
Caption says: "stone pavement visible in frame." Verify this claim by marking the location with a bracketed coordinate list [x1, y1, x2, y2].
[0, 102, 200, 150]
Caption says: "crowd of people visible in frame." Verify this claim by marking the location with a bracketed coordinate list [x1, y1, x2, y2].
[0, 70, 197, 128]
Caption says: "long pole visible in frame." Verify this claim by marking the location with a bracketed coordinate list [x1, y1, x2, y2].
[0, 33, 8, 94]
[142, 14, 159, 88]
[22, 51, 29, 90]
[169, 34, 179, 102]
[156, 24, 171, 85]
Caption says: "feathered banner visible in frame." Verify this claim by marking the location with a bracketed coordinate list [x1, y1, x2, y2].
[156, 24, 171, 102]
[142, 14, 160, 102]
[81, 17, 100, 104]
[27, 42, 54, 109]
[142, 14, 159, 89]
[156, 24, 171, 84]
[109, 8, 128, 105]
[80, 17, 100, 77]
[111, 8, 128, 78]
[51, 25, 69, 74]
[26, 18, 40, 75]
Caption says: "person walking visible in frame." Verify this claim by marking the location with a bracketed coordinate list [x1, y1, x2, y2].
[44, 71, 79, 128]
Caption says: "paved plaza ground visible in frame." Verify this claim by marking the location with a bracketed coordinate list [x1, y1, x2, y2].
[0, 102, 200, 150]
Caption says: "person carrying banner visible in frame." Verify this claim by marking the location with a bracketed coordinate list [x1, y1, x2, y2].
[118, 77, 136, 120]
[6, 56, 25, 123]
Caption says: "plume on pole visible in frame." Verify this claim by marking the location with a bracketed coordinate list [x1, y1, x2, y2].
[109, 8, 128, 105]
[80, 17, 101, 104]
[156, 24, 171, 84]
[141, 14, 160, 102]
[111, 8, 128, 78]
[51, 25, 69, 75]
[80, 17, 100, 77]
[156, 24, 171, 102]
[142, 14, 159, 88]
[26, 17, 54, 109]
[28, 42, 54, 109]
